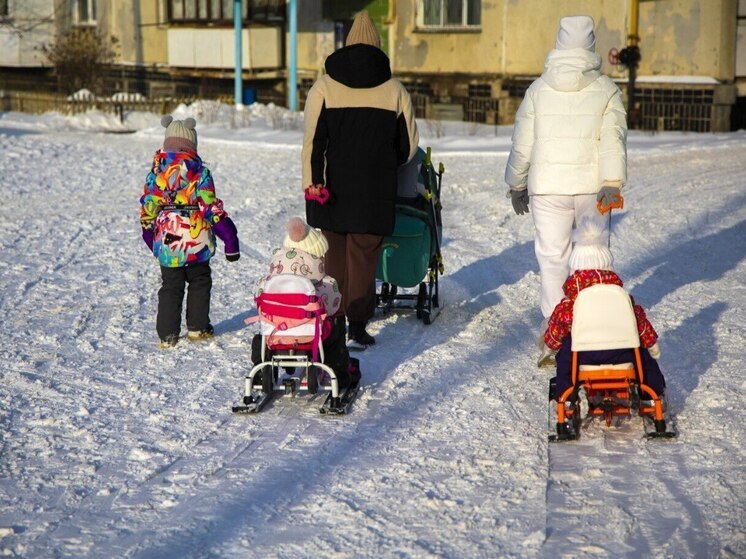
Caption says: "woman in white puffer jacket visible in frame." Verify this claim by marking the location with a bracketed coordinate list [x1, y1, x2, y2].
[505, 15, 628, 366]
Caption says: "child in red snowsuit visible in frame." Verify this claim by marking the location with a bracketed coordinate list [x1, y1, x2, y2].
[543, 220, 665, 399]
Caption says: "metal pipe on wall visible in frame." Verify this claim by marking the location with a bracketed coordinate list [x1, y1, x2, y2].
[288, 0, 298, 111]
[234, 0, 243, 107]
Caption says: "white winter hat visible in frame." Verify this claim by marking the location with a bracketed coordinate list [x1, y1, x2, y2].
[162, 115, 198, 152]
[569, 218, 613, 272]
[283, 217, 329, 258]
[555, 15, 596, 52]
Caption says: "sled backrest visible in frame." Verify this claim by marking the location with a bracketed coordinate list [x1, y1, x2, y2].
[571, 284, 640, 352]
[256, 275, 325, 338]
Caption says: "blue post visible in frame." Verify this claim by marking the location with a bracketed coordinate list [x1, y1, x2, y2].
[288, 0, 297, 111]
[234, 0, 243, 107]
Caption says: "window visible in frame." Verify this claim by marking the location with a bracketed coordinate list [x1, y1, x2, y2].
[0, 0, 8, 18]
[250, 0, 284, 20]
[168, 0, 284, 22]
[76, 0, 97, 24]
[419, 0, 480, 28]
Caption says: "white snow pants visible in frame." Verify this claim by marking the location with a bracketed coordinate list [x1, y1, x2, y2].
[530, 194, 609, 318]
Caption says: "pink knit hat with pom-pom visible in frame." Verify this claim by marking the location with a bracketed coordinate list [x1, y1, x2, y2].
[283, 217, 329, 258]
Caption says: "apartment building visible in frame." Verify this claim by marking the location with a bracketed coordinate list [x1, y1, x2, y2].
[0, 1, 744, 131]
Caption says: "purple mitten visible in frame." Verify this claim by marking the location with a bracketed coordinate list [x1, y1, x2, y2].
[213, 217, 240, 261]
[141, 228, 154, 251]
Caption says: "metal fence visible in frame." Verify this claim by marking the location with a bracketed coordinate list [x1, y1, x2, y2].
[462, 96, 499, 123]
[0, 91, 204, 121]
[637, 88, 714, 132]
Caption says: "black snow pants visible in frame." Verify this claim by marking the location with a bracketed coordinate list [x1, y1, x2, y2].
[157, 262, 212, 340]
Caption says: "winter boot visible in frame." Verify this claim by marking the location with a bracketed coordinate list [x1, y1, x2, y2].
[537, 344, 557, 369]
[347, 357, 362, 385]
[160, 334, 179, 349]
[334, 357, 362, 389]
[347, 321, 375, 350]
[188, 324, 214, 341]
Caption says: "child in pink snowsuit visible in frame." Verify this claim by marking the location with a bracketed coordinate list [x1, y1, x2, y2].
[251, 217, 359, 388]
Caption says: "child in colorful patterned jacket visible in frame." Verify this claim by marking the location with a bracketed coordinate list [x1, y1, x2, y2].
[251, 217, 360, 388]
[140, 116, 240, 348]
[543, 219, 666, 401]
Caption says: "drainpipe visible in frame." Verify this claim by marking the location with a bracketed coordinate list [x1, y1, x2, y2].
[288, 0, 298, 111]
[627, 0, 641, 129]
[234, 0, 243, 107]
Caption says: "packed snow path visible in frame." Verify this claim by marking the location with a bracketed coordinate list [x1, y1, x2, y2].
[1, 115, 744, 558]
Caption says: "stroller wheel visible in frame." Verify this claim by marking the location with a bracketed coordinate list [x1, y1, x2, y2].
[381, 282, 390, 301]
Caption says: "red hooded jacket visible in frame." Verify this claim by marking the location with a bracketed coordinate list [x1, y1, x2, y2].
[544, 269, 658, 350]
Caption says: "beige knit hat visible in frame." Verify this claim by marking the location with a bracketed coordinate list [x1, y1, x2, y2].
[161, 115, 198, 152]
[555, 15, 596, 52]
[283, 217, 329, 259]
[346, 11, 381, 49]
[569, 218, 613, 272]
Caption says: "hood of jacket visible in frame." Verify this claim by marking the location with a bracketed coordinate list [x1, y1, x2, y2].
[541, 48, 602, 92]
[325, 44, 392, 89]
[562, 269, 624, 300]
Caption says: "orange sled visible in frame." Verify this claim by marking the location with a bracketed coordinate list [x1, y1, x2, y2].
[549, 284, 676, 441]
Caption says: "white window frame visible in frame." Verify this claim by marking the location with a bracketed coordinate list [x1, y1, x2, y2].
[74, 0, 97, 25]
[417, 0, 481, 30]
[73, 0, 96, 27]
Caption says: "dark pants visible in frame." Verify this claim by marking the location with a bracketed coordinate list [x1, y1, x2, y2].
[323, 231, 383, 323]
[157, 263, 212, 340]
[555, 334, 666, 397]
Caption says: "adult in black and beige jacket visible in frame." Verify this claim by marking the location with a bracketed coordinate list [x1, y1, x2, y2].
[302, 11, 419, 349]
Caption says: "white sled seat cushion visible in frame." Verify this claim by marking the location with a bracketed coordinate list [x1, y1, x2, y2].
[571, 284, 640, 352]
[259, 275, 321, 338]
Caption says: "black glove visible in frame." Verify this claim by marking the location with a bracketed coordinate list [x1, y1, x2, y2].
[510, 189, 530, 215]
[225, 252, 240, 262]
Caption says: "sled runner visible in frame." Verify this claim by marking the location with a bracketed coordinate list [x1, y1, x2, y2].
[232, 275, 359, 415]
[376, 146, 444, 325]
[549, 284, 676, 442]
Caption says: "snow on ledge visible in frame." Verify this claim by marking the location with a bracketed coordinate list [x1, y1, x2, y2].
[632, 75, 721, 85]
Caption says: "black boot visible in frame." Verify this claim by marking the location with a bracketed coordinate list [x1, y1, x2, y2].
[335, 357, 362, 389]
[347, 321, 375, 349]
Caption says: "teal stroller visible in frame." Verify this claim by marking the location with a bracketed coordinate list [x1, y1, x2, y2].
[376, 147, 444, 324]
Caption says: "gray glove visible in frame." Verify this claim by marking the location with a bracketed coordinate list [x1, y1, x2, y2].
[597, 185, 622, 208]
[510, 189, 530, 215]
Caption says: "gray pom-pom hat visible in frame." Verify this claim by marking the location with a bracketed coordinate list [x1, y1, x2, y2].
[161, 115, 198, 152]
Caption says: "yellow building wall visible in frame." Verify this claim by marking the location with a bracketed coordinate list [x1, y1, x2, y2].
[138, 4, 168, 66]
[392, 0, 735, 81]
[638, 0, 737, 80]
[104, 0, 168, 66]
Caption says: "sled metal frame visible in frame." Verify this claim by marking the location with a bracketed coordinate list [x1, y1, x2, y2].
[233, 334, 346, 414]
[550, 348, 675, 442]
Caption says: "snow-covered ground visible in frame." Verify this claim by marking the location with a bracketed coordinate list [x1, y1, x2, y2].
[1, 104, 744, 558]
